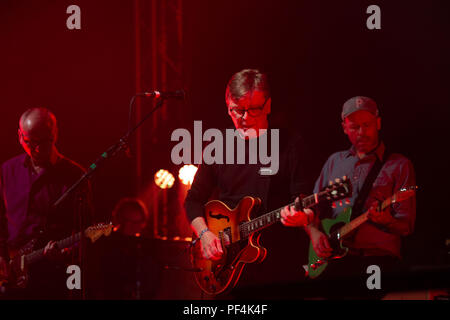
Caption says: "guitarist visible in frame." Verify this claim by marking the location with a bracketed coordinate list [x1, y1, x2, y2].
[184, 69, 313, 295]
[0, 107, 93, 299]
[281, 96, 416, 298]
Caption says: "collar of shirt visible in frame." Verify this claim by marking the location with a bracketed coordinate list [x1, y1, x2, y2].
[22, 153, 63, 178]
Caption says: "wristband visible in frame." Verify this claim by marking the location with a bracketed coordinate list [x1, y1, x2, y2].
[198, 228, 209, 240]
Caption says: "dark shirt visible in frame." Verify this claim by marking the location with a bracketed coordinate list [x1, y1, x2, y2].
[185, 129, 310, 220]
[0, 153, 92, 258]
[313, 142, 416, 257]
[184, 128, 312, 286]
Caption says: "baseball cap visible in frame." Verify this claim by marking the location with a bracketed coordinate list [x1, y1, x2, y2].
[341, 96, 379, 120]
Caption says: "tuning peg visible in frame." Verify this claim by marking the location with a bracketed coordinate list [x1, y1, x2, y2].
[345, 198, 351, 204]
[332, 202, 337, 208]
[339, 200, 343, 207]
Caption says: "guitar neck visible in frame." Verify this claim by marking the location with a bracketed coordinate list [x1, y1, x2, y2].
[339, 195, 394, 238]
[239, 192, 324, 239]
[25, 232, 82, 265]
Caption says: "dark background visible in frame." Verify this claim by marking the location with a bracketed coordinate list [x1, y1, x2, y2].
[0, 0, 449, 298]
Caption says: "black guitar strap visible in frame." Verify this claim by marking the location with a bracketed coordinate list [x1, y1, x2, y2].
[350, 146, 390, 220]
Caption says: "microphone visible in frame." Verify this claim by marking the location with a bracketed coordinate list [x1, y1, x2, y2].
[136, 89, 185, 100]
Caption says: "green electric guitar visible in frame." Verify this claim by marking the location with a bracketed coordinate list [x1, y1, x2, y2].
[306, 186, 417, 278]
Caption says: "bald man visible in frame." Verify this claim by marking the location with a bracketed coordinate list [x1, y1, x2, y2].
[0, 107, 93, 299]
[18, 107, 60, 172]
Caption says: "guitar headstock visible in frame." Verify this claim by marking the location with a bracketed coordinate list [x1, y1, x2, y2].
[323, 176, 352, 205]
[394, 185, 418, 202]
[84, 222, 114, 243]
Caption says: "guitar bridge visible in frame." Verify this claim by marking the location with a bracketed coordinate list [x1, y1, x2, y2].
[214, 227, 235, 281]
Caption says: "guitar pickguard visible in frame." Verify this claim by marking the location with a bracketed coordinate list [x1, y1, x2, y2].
[307, 208, 352, 278]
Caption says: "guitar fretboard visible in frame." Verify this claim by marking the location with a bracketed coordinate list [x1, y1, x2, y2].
[239, 191, 327, 239]
[339, 193, 399, 238]
[25, 232, 82, 265]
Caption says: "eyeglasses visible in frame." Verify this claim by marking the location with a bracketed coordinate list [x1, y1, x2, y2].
[229, 96, 270, 118]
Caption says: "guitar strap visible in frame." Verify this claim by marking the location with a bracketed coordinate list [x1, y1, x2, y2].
[350, 146, 390, 220]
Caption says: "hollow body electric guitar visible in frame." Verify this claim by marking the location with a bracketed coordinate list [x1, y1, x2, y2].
[191, 177, 352, 295]
[306, 186, 417, 278]
[0, 223, 113, 289]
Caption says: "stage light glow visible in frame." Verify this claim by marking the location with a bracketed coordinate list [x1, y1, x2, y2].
[154, 169, 175, 189]
[178, 165, 198, 185]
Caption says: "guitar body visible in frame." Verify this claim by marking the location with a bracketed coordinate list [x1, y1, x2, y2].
[0, 239, 37, 289]
[190, 177, 353, 294]
[307, 186, 417, 279]
[307, 207, 352, 278]
[191, 196, 266, 295]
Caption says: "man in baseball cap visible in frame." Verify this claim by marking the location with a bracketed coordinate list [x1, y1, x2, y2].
[341, 96, 381, 158]
[281, 95, 416, 299]
[341, 96, 379, 120]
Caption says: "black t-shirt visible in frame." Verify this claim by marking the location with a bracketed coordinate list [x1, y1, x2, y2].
[184, 128, 312, 288]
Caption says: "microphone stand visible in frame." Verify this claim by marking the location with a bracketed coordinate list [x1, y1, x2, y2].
[53, 97, 166, 208]
[52, 95, 167, 300]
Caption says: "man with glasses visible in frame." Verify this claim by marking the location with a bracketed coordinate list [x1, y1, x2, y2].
[0, 107, 93, 299]
[281, 96, 416, 298]
[184, 69, 312, 295]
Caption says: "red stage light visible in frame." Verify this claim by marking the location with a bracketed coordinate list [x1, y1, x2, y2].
[154, 169, 175, 189]
[178, 165, 198, 185]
